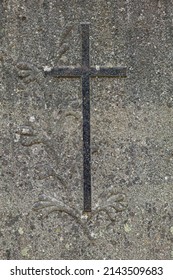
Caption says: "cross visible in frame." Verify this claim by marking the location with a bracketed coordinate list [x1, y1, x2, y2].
[44, 23, 127, 213]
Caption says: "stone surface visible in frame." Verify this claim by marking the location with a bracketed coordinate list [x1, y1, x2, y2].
[1, 0, 173, 259]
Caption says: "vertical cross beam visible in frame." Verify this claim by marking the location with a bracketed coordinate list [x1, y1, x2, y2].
[81, 23, 91, 213]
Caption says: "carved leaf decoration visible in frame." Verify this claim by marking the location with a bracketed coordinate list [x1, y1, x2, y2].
[17, 124, 128, 239]
[33, 194, 94, 242]
[33, 194, 94, 241]
[18, 126, 34, 136]
[16, 23, 74, 82]
[59, 23, 74, 47]
[32, 191, 127, 241]
[16, 125, 68, 188]
[93, 192, 127, 221]
[56, 23, 74, 61]
[16, 62, 42, 84]
[16, 125, 41, 146]
[33, 194, 81, 221]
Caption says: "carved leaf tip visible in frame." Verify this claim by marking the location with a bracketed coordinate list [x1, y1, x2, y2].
[16, 62, 42, 84]
[93, 192, 127, 221]
[16, 62, 33, 70]
[38, 194, 50, 201]
[58, 43, 70, 59]
[59, 23, 74, 47]
[17, 126, 34, 136]
[32, 202, 43, 211]
[32, 194, 58, 212]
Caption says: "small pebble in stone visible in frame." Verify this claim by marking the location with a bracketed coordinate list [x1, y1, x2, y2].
[21, 247, 29, 257]
[124, 223, 132, 233]
[14, 134, 20, 142]
[170, 227, 173, 235]
[65, 243, 70, 250]
[29, 116, 35, 122]
[43, 65, 52, 72]
[18, 227, 24, 235]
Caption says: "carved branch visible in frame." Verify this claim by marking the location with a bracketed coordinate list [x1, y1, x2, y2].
[91, 192, 127, 221]
[59, 23, 74, 48]
[33, 194, 94, 241]
[16, 62, 43, 84]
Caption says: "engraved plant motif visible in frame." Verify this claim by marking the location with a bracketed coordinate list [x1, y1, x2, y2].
[16, 124, 68, 188]
[16, 124, 127, 240]
[32, 191, 127, 241]
[16, 62, 43, 84]
[16, 22, 74, 84]
[55, 22, 74, 62]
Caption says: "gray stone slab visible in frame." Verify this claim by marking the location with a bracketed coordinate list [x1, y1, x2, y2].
[0, 0, 173, 259]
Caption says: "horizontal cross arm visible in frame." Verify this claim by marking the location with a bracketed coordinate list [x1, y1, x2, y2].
[90, 67, 127, 77]
[44, 66, 127, 78]
[44, 67, 83, 77]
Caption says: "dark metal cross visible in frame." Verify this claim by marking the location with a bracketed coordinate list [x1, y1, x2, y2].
[45, 23, 127, 213]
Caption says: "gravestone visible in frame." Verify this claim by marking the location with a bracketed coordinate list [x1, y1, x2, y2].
[0, 0, 173, 259]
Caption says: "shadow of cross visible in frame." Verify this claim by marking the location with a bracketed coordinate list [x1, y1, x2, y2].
[44, 22, 127, 213]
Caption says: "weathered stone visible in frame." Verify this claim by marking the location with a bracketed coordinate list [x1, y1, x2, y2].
[1, 0, 173, 259]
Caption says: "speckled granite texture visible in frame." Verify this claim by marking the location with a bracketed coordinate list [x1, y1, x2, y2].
[0, 0, 173, 259]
